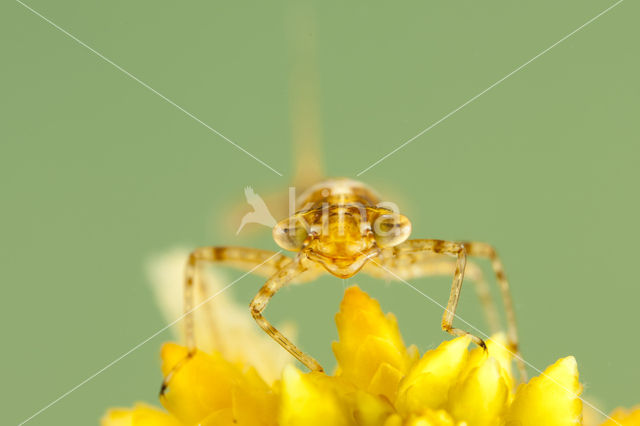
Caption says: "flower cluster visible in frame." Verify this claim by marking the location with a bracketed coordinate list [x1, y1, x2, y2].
[103, 286, 639, 426]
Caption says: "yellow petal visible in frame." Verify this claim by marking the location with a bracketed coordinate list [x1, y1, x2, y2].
[279, 366, 354, 426]
[505, 356, 582, 426]
[397, 410, 457, 426]
[466, 333, 515, 393]
[230, 368, 279, 426]
[159, 343, 276, 426]
[384, 414, 404, 426]
[101, 403, 182, 426]
[396, 336, 471, 415]
[448, 357, 509, 426]
[600, 406, 640, 426]
[353, 390, 395, 426]
[367, 361, 406, 402]
[412, 411, 457, 426]
[198, 408, 235, 426]
[333, 286, 414, 397]
[148, 249, 294, 384]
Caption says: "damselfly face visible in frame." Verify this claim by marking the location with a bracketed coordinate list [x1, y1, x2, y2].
[273, 179, 412, 278]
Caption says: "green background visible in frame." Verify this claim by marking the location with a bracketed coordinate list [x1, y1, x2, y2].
[1, 0, 638, 424]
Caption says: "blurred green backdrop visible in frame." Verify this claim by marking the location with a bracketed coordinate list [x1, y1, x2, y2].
[1, 0, 638, 424]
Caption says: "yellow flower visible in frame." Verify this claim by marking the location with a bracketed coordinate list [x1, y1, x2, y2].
[600, 407, 640, 426]
[333, 286, 419, 402]
[102, 286, 639, 426]
[102, 404, 181, 426]
[158, 343, 277, 425]
[146, 249, 295, 383]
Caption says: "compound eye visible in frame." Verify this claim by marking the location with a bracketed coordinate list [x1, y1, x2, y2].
[373, 213, 411, 247]
[273, 217, 309, 251]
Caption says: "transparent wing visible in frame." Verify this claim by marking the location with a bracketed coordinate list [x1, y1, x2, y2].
[288, 1, 325, 189]
[221, 3, 325, 237]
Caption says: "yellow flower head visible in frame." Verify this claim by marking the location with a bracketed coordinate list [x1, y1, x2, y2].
[102, 286, 639, 426]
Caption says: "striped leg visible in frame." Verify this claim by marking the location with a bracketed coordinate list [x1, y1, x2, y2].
[364, 252, 501, 334]
[250, 257, 324, 372]
[161, 247, 292, 395]
[390, 239, 526, 382]
[462, 241, 527, 381]
[374, 239, 487, 349]
[183, 247, 293, 353]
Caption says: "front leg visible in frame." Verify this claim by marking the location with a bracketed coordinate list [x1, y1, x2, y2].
[393, 239, 526, 381]
[363, 251, 501, 335]
[161, 247, 292, 395]
[183, 247, 293, 353]
[461, 241, 526, 381]
[250, 257, 324, 372]
[440, 244, 487, 347]
[380, 240, 488, 348]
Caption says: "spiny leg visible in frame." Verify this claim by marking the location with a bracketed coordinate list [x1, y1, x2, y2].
[394, 239, 526, 381]
[440, 244, 487, 348]
[250, 258, 324, 372]
[161, 247, 292, 395]
[465, 262, 501, 334]
[194, 269, 224, 351]
[364, 252, 501, 334]
[374, 239, 487, 349]
[183, 247, 294, 352]
[462, 241, 527, 381]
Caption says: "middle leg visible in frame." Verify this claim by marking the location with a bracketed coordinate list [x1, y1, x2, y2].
[364, 251, 501, 334]
[367, 240, 487, 348]
[161, 247, 293, 395]
[250, 256, 324, 372]
[386, 239, 526, 381]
